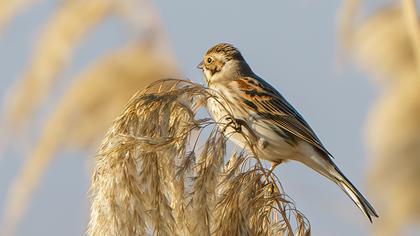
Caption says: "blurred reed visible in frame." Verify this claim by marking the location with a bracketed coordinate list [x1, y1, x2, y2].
[366, 77, 420, 236]
[88, 79, 310, 236]
[0, 0, 179, 235]
[402, 0, 420, 75]
[339, 1, 420, 234]
[0, 42, 178, 236]
[339, 0, 417, 83]
[1, 0, 113, 135]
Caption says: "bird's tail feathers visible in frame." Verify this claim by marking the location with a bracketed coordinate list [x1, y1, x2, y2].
[330, 166, 378, 222]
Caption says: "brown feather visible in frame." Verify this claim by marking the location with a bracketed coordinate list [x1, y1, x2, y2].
[233, 77, 333, 158]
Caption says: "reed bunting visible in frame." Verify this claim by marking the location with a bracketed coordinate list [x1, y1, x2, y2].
[198, 43, 378, 222]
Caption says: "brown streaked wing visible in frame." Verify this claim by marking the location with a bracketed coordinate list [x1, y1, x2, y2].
[234, 77, 333, 158]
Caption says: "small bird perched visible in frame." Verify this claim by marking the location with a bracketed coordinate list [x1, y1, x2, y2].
[198, 43, 378, 222]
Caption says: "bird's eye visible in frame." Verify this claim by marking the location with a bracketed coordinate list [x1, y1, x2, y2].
[207, 57, 213, 63]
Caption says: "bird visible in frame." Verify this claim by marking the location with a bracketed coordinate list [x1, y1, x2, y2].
[197, 43, 378, 222]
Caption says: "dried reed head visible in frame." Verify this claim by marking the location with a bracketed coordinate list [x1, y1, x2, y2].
[0, 43, 179, 236]
[88, 79, 310, 236]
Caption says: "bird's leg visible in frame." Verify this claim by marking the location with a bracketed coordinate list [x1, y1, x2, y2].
[223, 116, 243, 133]
[266, 162, 280, 195]
[268, 162, 279, 177]
[235, 118, 262, 145]
[232, 118, 243, 133]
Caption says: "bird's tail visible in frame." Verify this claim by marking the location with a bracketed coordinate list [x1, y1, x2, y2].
[329, 165, 378, 222]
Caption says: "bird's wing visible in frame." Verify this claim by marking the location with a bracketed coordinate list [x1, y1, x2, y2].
[234, 77, 333, 157]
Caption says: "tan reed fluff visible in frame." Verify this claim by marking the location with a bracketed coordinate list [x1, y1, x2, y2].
[188, 130, 226, 236]
[365, 77, 420, 236]
[1, 0, 113, 134]
[88, 79, 310, 236]
[213, 154, 310, 236]
[0, 43, 179, 236]
[338, 2, 417, 83]
[88, 79, 201, 236]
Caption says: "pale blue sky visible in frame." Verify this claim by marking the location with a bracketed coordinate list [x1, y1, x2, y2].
[0, 1, 381, 235]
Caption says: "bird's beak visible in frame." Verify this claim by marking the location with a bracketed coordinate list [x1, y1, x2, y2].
[197, 61, 204, 70]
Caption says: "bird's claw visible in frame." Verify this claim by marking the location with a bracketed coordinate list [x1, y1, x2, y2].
[224, 117, 243, 133]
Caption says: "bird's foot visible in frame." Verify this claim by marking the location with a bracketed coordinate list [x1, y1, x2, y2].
[224, 117, 243, 133]
[264, 162, 280, 194]
[268, 162, 279, 177]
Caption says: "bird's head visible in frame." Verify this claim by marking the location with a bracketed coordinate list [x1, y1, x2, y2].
[197, 43, 252, 85]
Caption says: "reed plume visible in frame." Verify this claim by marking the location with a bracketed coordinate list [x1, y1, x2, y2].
[88, 79, 310, 236]
[339, 1, 420, 234]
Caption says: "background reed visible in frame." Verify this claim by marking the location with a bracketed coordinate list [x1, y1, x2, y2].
[339, 1, 420, 234]
[0, 0, 178, 235]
